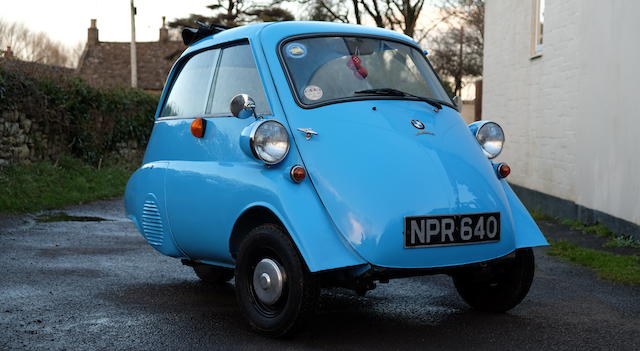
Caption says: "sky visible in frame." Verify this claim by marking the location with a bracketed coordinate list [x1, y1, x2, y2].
[1, 0, 442, 48]
[0, 0, 282, 47]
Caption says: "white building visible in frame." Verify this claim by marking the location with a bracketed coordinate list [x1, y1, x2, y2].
[483, 0, 640, 238]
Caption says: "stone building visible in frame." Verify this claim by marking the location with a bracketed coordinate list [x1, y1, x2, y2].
[76, 18, 184, 93]
[483, 0, 640, 238]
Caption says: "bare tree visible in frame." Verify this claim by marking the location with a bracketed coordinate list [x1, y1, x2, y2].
[169, 1, 295, 29]
[440, 0, 484, 37]
[385, 0, 427, 37]
[206, 0, 248, 26]
[428, 0, 484, 96]
[359, 0, 386, 28]
[0, 19, 78, 67]
[284, 0, 351, 23]
[278, 0, 428, 37]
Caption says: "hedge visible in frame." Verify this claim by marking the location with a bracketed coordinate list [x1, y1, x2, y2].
[0, 59, 158, 165]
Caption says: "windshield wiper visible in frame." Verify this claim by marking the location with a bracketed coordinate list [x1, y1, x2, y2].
[354, 88, 443, 111]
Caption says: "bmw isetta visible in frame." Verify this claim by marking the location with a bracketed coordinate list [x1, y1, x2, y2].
[125, 21, 548, 336]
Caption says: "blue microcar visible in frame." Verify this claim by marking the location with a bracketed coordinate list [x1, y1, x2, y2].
[124, 21, 548, 336]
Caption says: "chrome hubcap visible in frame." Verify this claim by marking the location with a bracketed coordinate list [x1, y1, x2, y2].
[252, 258, 284, 305]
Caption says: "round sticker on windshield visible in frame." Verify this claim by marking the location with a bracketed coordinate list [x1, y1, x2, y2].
[303, 85, 323, 101]
[286, 42, 307, 58]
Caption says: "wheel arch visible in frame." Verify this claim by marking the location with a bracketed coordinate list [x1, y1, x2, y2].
[230, 205, 286, 260]
[228, 201, 366, 272]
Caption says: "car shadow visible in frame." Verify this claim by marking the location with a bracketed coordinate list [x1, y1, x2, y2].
[102, 277, 541, 349]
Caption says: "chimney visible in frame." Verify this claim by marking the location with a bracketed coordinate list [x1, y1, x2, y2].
[88, 19, 99, 46]
[159, 16, 168, 43]
[3, 46, 13, 58]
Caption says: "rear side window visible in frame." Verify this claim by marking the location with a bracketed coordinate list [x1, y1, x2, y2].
[161, 49, 219, 117]
[206, 44, 270, 116]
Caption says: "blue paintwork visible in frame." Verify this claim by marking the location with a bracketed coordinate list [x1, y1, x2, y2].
[125, 21, 547, 274]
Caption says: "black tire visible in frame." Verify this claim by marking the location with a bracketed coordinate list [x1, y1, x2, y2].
[235, 224, 318, 337]
[193, 264, 234, 284]
[453, 248, 535, 312]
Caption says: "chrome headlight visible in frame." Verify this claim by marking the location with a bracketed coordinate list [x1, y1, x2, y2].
[250, 120, 290, 164]
[470, 121, 505, 159]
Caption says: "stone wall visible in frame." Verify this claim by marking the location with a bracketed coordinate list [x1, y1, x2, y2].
[0, 108, 144, 166]
[0, 111, 34, 166]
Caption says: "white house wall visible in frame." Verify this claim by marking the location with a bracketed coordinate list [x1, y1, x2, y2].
[483, 0, 640, 226]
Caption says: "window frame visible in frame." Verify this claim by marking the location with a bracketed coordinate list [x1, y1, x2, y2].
[277, 33, 456, 110]
[531, 0, 545, 58]
[157, 39, 273, 121]
[204, 43, 272, 117]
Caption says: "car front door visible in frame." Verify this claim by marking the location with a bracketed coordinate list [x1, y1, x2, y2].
[160, 42, 272, 263]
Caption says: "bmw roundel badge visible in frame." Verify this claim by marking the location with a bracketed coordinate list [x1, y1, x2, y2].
[411, 120, 425, 129]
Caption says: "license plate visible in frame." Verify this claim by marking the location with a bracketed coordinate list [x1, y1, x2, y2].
[404, 212, 500, 248]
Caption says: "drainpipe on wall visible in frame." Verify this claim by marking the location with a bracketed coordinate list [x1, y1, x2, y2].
[474, 80, 483, 121]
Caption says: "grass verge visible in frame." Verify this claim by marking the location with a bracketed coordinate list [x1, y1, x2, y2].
[559, 219, 614, 238]
[532, 210, 640, 249]
[0, 156, 134, 213]
[529, 210, 553, 221]
[548, 240, 640, 285]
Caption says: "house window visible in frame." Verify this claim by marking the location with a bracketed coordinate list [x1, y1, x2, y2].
[531, 0, 545, 57]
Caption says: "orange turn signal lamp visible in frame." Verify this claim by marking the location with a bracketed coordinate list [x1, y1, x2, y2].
[290, 165, 306, 183]
[497, 163, 511, 179]
[190, 118, 206, 138]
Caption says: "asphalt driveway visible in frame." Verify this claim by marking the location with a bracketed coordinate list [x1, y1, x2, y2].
[1, 198, 639, 350]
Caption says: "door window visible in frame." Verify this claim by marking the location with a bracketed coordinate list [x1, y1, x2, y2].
[160, 49, 219, 117]
[206, 44, 270, 116]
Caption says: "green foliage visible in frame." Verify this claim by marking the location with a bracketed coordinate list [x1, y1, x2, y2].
[548, 240, 640, 285]
[0, 61, 158, 165]
[558, 218, 640, 248]
[604, 236, 640, 249]
[529, 210, 553, 221]
[0, 155, 133, 213]
[560, 219, 615, 238]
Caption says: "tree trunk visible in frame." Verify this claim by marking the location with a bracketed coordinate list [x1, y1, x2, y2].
[456, 26, 465, 95]
[352, 0, 362, 24]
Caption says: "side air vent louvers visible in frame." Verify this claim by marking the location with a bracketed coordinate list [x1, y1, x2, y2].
[141, 200, 164, 246]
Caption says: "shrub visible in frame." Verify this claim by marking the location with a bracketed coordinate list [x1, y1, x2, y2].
[0, 59, 158, 165]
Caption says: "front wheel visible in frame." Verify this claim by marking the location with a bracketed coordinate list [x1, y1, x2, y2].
[453, 248, 535, 312]
[235, 224, 318, 337]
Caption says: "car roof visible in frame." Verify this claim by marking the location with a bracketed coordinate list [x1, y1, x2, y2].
[181, 21, 419, 58]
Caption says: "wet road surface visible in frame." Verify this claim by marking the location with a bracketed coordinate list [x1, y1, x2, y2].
[1, 198, 639, 350]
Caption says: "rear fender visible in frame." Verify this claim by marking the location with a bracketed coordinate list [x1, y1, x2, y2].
[124, 162, 186, 258]
[501, 182, 549, 248]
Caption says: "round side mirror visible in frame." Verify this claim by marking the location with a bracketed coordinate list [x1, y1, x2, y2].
[230, 94, 256, 119]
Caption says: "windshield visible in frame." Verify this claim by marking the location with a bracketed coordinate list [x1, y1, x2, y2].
[280, 36, 451, 107]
